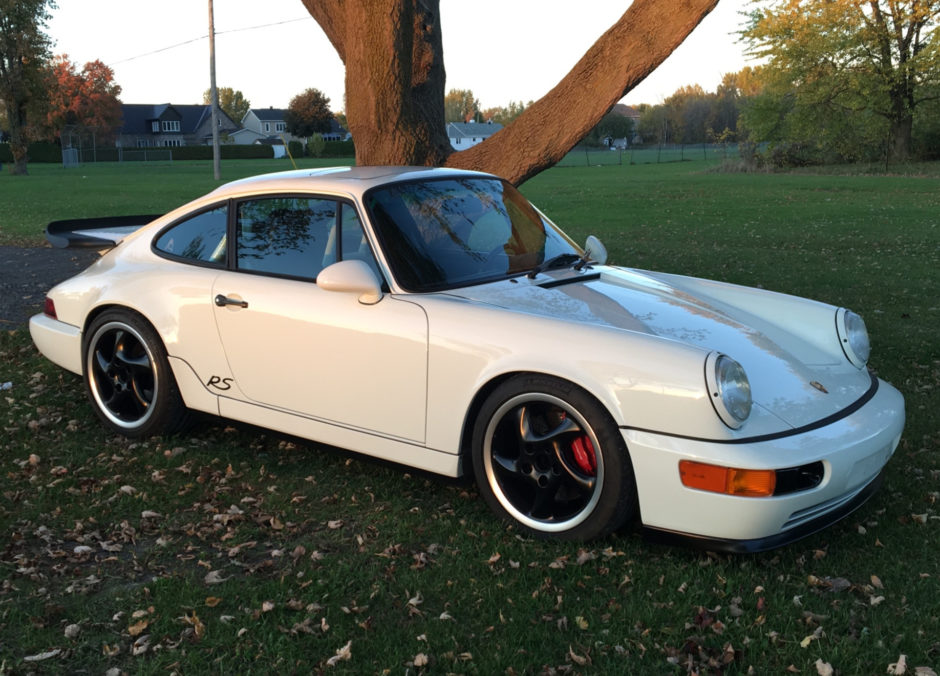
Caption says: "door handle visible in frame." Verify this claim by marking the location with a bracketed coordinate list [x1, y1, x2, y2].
[214, 294, 248, 309]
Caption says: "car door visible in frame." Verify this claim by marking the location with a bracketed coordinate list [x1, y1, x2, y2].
[211, 195, 429, 443]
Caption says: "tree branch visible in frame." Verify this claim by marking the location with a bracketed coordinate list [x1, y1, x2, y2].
[445, 0, 718, 184]
[301, 0, 347, 63]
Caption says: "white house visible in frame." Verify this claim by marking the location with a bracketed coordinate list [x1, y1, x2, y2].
[446, 121, 502, 150]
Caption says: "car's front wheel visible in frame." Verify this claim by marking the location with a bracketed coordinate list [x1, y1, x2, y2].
[83, 309, 190, 437]
[471, 375, 637, 540]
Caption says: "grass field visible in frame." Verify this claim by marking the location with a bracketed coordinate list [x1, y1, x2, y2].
[0, 158, 938, 673]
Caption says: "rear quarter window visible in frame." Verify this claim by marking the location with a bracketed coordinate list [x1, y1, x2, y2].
[154, 206, 228, 265]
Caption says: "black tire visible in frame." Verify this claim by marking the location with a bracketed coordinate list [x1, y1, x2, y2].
[471, 374, 637, 540]
[83, 309, 190, 437]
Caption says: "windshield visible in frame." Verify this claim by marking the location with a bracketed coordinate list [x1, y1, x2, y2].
[365, 177, 580, 292]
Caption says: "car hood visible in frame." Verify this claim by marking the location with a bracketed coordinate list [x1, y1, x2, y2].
[439, 267, 873, 430]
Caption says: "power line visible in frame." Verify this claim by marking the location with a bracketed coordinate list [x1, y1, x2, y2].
[108, 16, 311, 66]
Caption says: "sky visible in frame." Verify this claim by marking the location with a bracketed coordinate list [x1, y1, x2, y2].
[47, 1, 755, 113]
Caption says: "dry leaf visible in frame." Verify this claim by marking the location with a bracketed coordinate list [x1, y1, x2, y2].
[414, 653, 428, 667]
[815, 659, 834, 676]
[871, 574, 884, 589]
[64, 623, 81, 639]
[24, 649, 60, 662]
[326, 640, 352, 666]
[569, 646, 589, 666]
[204, 570, 227, 585]
[128, 619, 149, 637]
[888, 654, 908, 675]
[141, 510, 162, 519]
[205, 596, 222, 607]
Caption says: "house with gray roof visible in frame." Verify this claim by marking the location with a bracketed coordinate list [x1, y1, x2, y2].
[237, 108, 349, 147]
[447, 121, 503, 150]
[116, 104, 239, 148]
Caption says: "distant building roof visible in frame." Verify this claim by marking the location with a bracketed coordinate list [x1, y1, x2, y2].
[446, 121, 503, 138]
[119, 103, 236, 134]
[249, 107, 289, 122]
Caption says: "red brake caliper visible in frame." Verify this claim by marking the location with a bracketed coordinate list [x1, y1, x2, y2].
[570, 435, 597, 476]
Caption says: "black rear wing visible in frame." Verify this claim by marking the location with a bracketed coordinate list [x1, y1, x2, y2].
[45, 214, 162, 249]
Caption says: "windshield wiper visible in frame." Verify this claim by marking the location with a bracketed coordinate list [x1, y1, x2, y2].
[527, 253, 583, 279]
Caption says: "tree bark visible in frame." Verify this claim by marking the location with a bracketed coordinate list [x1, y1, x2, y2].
[4, 98, 30, 176]
[303, 0, 718, 184]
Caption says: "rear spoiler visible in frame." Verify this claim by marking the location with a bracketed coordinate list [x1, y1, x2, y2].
[45, 214, 162, 249]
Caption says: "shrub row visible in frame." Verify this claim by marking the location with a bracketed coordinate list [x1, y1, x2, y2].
[0, 143, 303, 164]
[0, 141, 62, 163]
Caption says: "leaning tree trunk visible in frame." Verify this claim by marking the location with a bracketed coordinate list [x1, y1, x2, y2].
[303, 0, 718, 185]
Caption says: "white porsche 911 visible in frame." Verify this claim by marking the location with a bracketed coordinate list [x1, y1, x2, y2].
[29, 166, 905, 551]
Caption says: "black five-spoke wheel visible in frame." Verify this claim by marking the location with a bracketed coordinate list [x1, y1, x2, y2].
[472, 375, 637, 540]
[83, 310, 189, 437]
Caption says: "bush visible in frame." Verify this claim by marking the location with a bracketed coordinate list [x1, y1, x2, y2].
[169, 144, 274, 161]
[322, 140, 355, 158]
[307, 133, 326, 158]
[0, 141, 62, 163]
[287, 140, 304, 159]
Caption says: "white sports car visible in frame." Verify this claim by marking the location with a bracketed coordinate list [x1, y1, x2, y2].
[30, 167, 905, 550]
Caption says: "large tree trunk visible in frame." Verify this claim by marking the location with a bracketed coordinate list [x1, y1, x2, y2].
[304, 0, 718, 185]
[4, 100, 30, 176]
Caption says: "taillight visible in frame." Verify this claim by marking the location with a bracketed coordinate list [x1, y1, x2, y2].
[43, 297, 57, 319]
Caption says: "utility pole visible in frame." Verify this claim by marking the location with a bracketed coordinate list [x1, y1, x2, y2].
[208, 0, 221, 180]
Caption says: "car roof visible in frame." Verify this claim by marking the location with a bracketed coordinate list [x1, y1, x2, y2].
[206, 166, 494, 200]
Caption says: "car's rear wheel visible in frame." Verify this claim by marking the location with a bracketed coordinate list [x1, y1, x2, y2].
[83, 309, 189, 437]
[471, 375, 637, 540]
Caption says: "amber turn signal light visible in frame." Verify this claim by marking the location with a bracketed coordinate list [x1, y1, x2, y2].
[679, 460, 776, 497]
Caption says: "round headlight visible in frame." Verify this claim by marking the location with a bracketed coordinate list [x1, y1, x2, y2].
[705, 353, 752, 430]
[836, 308, 870, 369]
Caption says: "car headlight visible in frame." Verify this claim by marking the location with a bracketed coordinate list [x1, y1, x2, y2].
[836, 308, 870, 369]
[705, 352, 752, 430]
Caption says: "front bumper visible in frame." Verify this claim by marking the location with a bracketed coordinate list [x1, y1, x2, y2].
[624, 376, 905, 551]
[29, 313, 83, 375]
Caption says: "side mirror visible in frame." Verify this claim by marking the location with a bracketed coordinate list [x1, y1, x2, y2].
[584, 235, 608, 265]
[317, 260, 383, 305]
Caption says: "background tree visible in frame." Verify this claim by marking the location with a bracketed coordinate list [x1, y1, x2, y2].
[43, 55, 122, 145]
[741, 0, 940, 163]
[284, 87, 333, 138]
[301, 0, 719, 184]
[202, 86, 250, 123]
[0, 0, 55, 175]
[481, 100, 530, 126]
[584, 110, 635, 146]
[444, 88, 480, 122]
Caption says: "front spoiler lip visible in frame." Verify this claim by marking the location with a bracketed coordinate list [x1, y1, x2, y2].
[639, 468, 885, 554]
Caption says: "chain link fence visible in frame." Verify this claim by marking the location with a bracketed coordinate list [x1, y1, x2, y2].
[557, 143, 742, 167]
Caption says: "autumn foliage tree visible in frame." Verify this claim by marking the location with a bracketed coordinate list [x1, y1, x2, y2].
[0, 0, 55, 175]
[301, 0, 719, 184]
[284, 87, 334, 138]
[43, 55, 122, 145]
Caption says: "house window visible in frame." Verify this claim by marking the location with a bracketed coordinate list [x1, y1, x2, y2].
[163, 139, 183, 147]
[455, 138, 461, 145]
[151, 121, 159, 133]
[275, 122, 286, 132]
[264, 123, 270, 132]
[162, 120, 181, 133]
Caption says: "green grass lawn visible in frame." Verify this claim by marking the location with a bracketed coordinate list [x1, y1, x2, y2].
[0, 158, 938, 673]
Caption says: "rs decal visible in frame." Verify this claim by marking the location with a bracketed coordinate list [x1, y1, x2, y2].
[206, 375, 234, 391]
